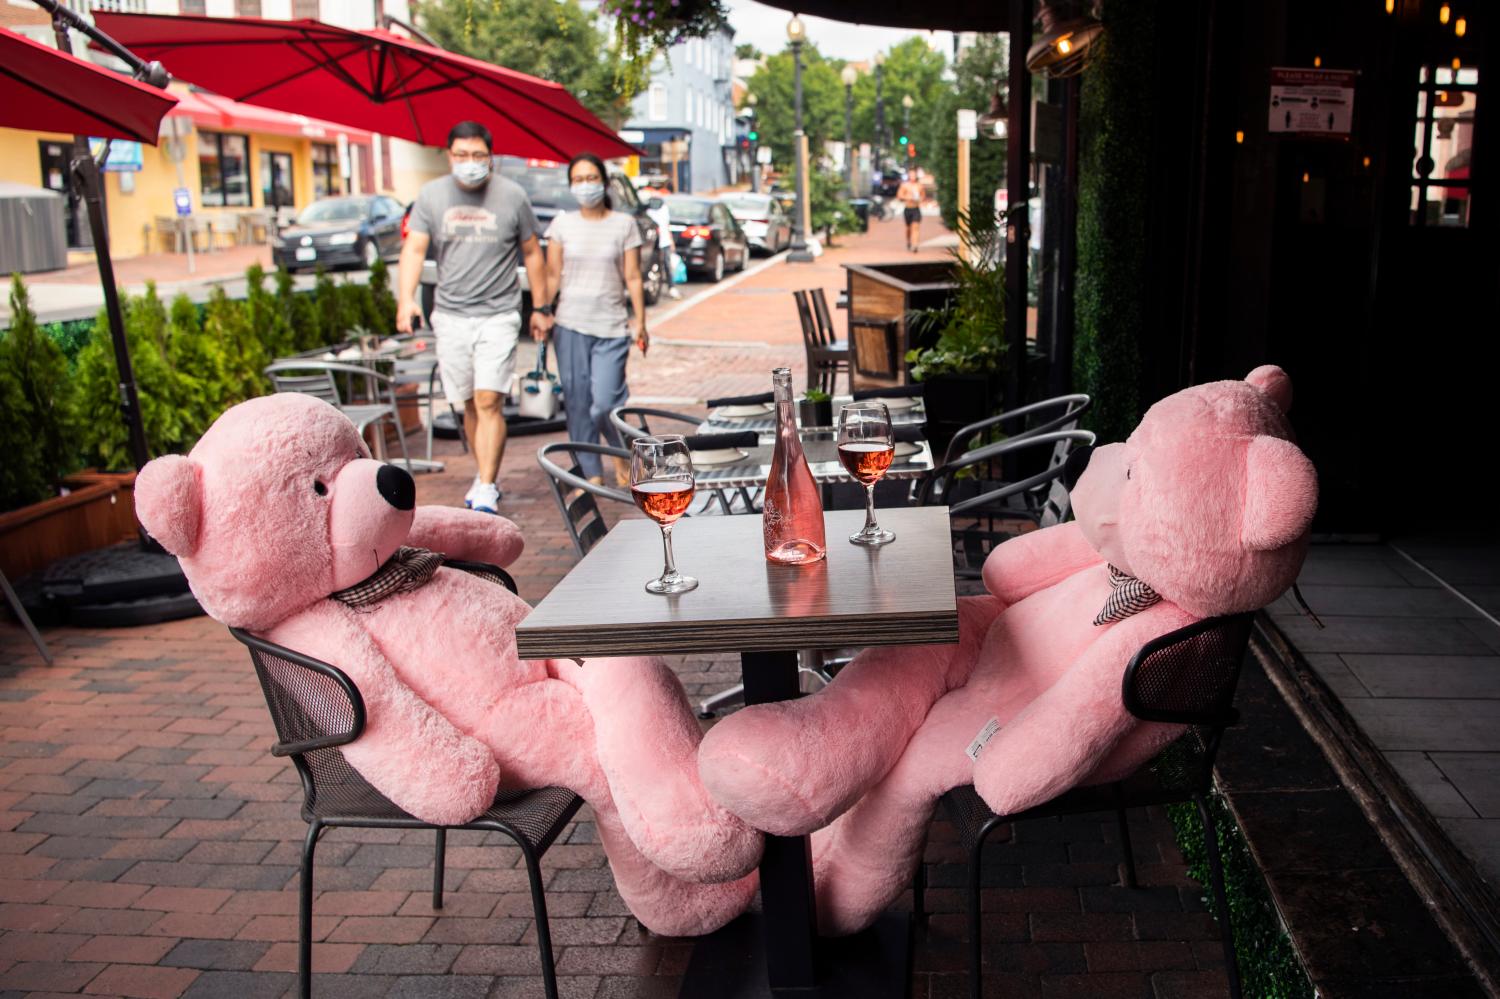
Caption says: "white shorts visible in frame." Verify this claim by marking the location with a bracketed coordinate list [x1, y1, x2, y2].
[430, 309, 521, 405]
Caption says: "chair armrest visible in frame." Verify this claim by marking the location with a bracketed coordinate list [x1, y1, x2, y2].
[443, 558, 519, 595]
[229, 626, 365, 755]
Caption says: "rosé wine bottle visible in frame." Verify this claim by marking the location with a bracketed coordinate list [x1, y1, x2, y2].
[763, 367, 827, 564]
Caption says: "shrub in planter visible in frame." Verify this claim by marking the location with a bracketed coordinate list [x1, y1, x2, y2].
[0, 274, 78, 510]
[314, 267, 362, 347]
[246, 263, 294, 361]
[204, 285, 269, 402]
[368, 256, 397, 335]
[278, 264, 325, 353]
[75, 289, 184, 471]
[798, 388, 833, 428]
[164, 292, 230, 443]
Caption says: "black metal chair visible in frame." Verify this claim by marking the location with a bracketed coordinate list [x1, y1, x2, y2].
[918, 613, 1256, 999]
[537, 442, 634, 558]
[230, 561, 581, 999]
[794, 289, 850, 395]
[939, 393, 1091, 468]
[914, 430, 1095, 579]
[608, 407, 760, 515]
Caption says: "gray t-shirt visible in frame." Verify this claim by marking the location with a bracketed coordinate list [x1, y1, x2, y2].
[409, 173, 536, 317]
[549, 210, 642, 339]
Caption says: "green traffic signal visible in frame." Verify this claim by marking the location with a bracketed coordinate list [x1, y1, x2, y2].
[898, 135, 909, 145]
[748, 130, 759, 141]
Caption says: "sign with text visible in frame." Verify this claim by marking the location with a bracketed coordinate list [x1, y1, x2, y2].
[1269, 67, 1357, 137]
[89, 139, 143, 172]
[173, 188, 191, 216]
[956, 108, 978, 141]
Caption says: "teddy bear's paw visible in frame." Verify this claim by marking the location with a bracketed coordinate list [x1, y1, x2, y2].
[628, 812, 764, 884]
[618, 869, 760, 938]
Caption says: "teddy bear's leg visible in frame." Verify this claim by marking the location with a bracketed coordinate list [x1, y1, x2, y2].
[807, 686, 997, 936]
[547, 656, 763, 884]
[698, 596, 999, 837]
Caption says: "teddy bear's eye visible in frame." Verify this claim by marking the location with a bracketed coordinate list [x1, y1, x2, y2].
[313, 480, 328, 496]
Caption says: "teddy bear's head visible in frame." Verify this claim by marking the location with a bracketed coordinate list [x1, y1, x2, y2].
[135, 394, 417, 631]
[1069, 365, 1317, 618]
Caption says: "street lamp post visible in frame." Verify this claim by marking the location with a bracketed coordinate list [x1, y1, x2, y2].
[841, 64, 857, 197]
[902, 93, 914, 166]
[746, 92, 761, 193]
[873, 50, 886, 187]
[787, 16, 813, 262]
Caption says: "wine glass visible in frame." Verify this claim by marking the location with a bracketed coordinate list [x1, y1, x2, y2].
[630, 435, 699, 594]
[838, 403, 896, 546]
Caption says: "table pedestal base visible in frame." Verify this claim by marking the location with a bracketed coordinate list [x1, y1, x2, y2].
[678, 911, 910, 998]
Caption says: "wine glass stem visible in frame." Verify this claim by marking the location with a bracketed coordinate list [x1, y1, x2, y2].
[660, 523, 679, 580]
[862, 483, 879, 535]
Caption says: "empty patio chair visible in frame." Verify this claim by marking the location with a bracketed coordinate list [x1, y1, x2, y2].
[609, 406, 758, 514]
[920, 612, 1255, 999]
[537, 441, 634, 558]
[230, 560, 581, 999]
[794, 289, 849, 395]
[264, 359, 411, 469]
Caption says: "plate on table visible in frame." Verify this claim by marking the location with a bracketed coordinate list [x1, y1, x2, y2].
[864, 396, 920, 413]
[892, 440, 922, 459]
[714, 403, 774, 418]
[690, 447, 750, 467]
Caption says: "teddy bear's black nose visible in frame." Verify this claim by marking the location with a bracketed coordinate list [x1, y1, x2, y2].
[376, 464, 415, 511]
[1062, 445, 1093, 492]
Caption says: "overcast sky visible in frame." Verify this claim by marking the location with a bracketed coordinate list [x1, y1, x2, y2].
[723, 0, 954, 63]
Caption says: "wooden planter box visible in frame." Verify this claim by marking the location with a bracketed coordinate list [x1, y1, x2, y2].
[841, 261, 958, 386]
[0, 471, 138, 581]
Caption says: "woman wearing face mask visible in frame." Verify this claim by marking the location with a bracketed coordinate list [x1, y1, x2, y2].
[544, 152, 647, 485]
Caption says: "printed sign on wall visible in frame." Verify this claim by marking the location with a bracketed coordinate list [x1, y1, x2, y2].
[1269, 67, 1357, 136]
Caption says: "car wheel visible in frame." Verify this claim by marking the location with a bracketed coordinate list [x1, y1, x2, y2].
[361, 239, 379, 269]
[710, 250, 725, 283]
[643, 258, 665, 305]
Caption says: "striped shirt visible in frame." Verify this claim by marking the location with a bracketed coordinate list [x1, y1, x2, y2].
[549, 210, 642, 339]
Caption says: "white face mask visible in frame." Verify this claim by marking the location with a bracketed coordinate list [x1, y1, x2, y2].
[451, 158, 490, 188]
[570, 181, 605, 207]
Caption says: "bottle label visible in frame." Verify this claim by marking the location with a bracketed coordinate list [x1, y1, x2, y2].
[965, 718, 1001, 761]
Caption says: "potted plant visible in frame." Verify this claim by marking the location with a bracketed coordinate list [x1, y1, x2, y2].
[797, 388, 833, 428]
[599, 0, 731, 97]
[903, 215, 1006, 450]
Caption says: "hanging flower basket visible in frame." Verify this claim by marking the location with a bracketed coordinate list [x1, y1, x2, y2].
[600, 0, 730, 96]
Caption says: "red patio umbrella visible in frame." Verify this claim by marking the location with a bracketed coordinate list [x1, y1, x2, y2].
[94, 12, 637, 159]
[0, 25, 178, 143]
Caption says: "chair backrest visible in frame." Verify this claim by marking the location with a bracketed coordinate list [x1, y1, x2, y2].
[1121, 612, 1255, 794]
[792, 290, 820, 350]
[609, 406, 702, 443]
[265, 360, 399, 410]
[809, 288, 837, 347]
[919, 429, 1096, 513]
[267, 368, 343, 406]
[943, 393, 1092, 467]
[537, 441, 633, 557]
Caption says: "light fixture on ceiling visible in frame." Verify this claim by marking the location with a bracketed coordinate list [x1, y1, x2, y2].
[1027, 0, 1105, 77]
[1439, 3, 1451, 24]
[1456, 16, 1467, 36]
[975, 85, 1008, 140]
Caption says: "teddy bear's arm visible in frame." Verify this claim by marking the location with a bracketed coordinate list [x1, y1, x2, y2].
[981, 521, 1105, 607]
[268, 603, 502, 826]
[969, 608, 1191, 817]
[407, 506, 525, 568]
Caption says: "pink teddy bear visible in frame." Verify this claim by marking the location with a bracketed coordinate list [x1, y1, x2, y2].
[135, 393, 760, 937]
[698, 366, 1317, 934]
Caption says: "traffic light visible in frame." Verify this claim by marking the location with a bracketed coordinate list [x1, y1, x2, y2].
[898, 134, 908, 146]
[907, 143, 916, 158]
[748, 130, 759, 142]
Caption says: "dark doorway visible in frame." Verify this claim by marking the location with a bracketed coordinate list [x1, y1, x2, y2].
[260, 151, 294, 213]
[38, 140, 94, 250]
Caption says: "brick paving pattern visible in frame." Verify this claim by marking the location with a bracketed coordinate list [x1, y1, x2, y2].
[1, 217, 1228, 997]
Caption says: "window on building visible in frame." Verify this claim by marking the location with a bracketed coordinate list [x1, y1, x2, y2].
[198, 132, 250, 207]
[649, 84, 667, 122]
[1410, 64, 1477, 227]
[236, 0, 261, 14]
[178, 0, 205, 13]
[291, 0, 318, 18]
[312, 142, 340, 199]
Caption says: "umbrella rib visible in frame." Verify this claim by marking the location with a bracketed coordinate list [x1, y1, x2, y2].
[299, 34, 379, 101]
[230, 32, 372, 103]
[452, 78, 572, 160]
[0, 62, 146, 140]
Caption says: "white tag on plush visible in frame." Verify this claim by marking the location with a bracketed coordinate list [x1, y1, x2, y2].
[966, 717, 1001, 761]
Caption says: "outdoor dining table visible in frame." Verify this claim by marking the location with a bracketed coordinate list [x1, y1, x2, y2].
[690, 433, 935, 493]
[515, 506, 959, 997]
[700, 396, 927, 435]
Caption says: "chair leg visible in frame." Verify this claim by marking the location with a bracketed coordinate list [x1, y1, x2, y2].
[698, 683, 746, 719]
[968, 823, 988, 999]
[1196, 793, 1243, 999]
[451, 404, 469, 454]
[298, 820, 323, 999]
[1113, 784, 1138, 889]
[520, 840, 561, 999]
[432, 828, 447, 909]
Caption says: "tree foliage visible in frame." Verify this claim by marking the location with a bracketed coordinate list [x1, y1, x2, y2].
[421, 0, 633, 127]
[75, 285, 184, 471]
[846, 38, 948, 176]
[741, 43, 845, 170]
[928, 34, 1011, 234]
[0, 275, 77, 508]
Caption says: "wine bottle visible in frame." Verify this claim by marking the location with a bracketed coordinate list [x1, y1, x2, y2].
[763, 367, 827, 564]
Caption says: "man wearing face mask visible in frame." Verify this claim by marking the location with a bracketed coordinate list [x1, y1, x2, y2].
[398, 121, 549, 514]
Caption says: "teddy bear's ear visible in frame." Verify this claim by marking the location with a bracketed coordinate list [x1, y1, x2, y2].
[1241, 436, 1317, 551]
[135, 454, 203, 557]
[1245, 365, 1293, 413]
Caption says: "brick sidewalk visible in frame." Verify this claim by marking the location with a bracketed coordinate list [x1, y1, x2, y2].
[0, 218, 1229, 999]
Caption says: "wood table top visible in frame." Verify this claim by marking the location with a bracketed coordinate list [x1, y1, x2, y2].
[516, 506, 959, 659]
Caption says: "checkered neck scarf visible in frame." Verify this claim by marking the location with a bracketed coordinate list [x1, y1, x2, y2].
[330, 547, 443, 608]
[1094, 564, 1162, 626]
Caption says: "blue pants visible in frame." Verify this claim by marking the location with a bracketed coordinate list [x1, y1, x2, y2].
[553, 325, 631, 479]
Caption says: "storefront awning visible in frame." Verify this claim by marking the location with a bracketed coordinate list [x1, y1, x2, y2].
[167, 88, 373, 145]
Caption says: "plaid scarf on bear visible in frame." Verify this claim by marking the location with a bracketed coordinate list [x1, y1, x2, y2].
[1093, 564, 1162, 626]
[330, 547, 443, 608]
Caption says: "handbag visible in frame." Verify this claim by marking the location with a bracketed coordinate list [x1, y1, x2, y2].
[670, 254, 688, 285]
[517, 342, 562, 420]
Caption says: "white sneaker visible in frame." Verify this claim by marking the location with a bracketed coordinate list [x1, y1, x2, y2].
[463, 475, 482, 508]
[470, 482, 501, 515]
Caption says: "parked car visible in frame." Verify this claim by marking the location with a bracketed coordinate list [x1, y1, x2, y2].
[664, 195, 749, 282]
[496, 157, 667, 308]
[273, 194, 405, 272]
[721, 193, 792, 255]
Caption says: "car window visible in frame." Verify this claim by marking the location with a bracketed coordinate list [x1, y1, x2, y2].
[296, 198, 371, 224]
[382, 197, 403, 217]
[667, 200, 711, 224]
[724, 196, 769, 218]
[610, 176, 638, 211]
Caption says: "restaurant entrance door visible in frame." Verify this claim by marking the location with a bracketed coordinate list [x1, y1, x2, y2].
[38, 139, 94, 249]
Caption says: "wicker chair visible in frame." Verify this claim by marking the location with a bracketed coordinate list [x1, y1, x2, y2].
[921, 613, 1256, 999]
[230, 560, 581, 999]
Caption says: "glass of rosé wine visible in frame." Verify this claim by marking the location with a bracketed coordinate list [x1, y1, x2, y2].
[837, 403, 897, 547]
[630, 435, 699, 594]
